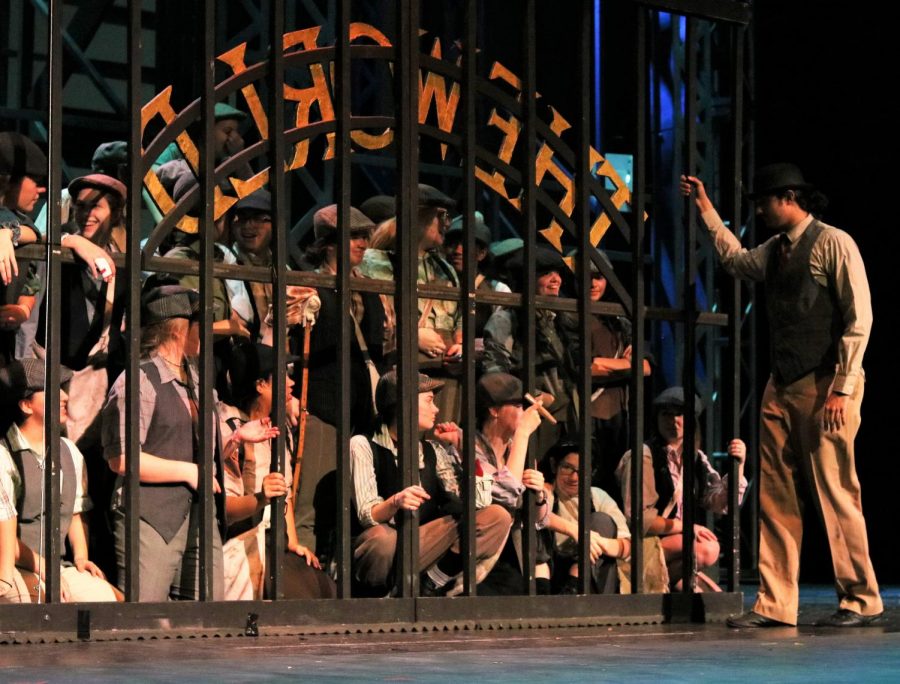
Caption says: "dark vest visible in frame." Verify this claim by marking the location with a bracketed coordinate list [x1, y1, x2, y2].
[648, 439, 708, 519]
[139, 360, 199, 543]
[765, 222, 844, 385]
[299, 285, 385, 432]
[9, 437, 77, 555]
[352, 438, 448, 535]
[37, 261, 127, 377]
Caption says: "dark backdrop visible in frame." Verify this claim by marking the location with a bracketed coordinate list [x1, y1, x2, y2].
[754, 0, 898, 582]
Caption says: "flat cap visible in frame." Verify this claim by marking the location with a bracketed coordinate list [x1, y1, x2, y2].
[375, 369, 444, 417]
[234, 189, 271, 213]
[446, 211, 492, 246]
[0, 357, 73, 398]
[313, 204, 377, 240]
[0, 132, 46, 179]
[68, 173, 127, 202]
[214, 102, 248, 122]
[653, 386, 703, 415]
[416, 183, 456, 210]
[91, 141, 128, 174]
[141, 284, 200, 325]
[359, 195, 396, 224]
[476, 373, 525, 408]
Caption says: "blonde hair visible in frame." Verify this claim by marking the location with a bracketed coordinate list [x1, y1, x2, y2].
[367, 206, 440, 251]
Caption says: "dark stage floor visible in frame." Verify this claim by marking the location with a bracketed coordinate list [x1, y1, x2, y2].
[1, 586, 898, 683]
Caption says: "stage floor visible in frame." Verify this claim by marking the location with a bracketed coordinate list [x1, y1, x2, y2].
[1, 586, 897, 683]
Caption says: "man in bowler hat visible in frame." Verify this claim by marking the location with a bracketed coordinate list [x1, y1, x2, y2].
[680, 164, 882, 627]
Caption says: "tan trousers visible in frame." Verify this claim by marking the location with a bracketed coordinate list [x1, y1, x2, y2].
[754, 371, 882, 624]
[352, 504, 512, 589]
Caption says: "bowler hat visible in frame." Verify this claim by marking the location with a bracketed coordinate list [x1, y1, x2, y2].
[749, 163, 813, 199]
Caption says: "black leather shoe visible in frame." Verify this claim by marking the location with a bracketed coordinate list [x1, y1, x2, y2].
[818, 609, 884, 627]
[727, 611, 792, 628]
[419, 575, 448, 597]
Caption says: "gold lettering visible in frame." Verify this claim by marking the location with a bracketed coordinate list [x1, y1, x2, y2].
[474, 107, 522, 210]
[217, 43, 269, 140]
[419, 39, 460, 159]
[285, 62, 336, 169]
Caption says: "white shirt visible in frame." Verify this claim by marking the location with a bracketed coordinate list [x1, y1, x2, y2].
[0, 424, 92, 522]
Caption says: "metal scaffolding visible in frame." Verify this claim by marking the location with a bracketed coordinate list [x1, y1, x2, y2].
[0, 0, 753, 641]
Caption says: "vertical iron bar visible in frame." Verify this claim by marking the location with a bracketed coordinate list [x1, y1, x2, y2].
[460, 0, 478, 596]
[124, 0, 143, 603]
[575, 0, 593, 596]
[266, 0, 287, 601]
[681, 16, 698, 595]
[746, 20, 759, 576]
[520, 0, 538, 598]
[334, 0, 353, 599]
[41, 0, 63, 603]
[395, 0, 420, 599]
[197, 0, 216, 601]
[628, 4, 648, 595]
[725, 23, 745, 593]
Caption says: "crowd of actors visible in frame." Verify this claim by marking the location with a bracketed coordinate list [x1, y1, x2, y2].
[0, 120, 746, 604]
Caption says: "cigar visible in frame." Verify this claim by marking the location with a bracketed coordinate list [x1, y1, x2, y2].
[524, 392, 557, 424]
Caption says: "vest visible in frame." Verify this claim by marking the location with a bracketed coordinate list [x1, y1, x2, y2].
[648, 438, 708, 519]
[139, 360, 199, 543]
[352, 438, 448, 535]
[36, 260, 127, 375]
[765, 221, 844, 385]
[10, 437, 77, 555]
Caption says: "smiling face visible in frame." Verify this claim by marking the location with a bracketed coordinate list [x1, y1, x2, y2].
[231, 209, 273, 256]
[73, 188, 113, 241]
[20, 387, 69, 427]
[444, 237, 488, 274]
[555, 451, 580, 498]
[325, 229, 371, 270]
[536, 270, 562, 296]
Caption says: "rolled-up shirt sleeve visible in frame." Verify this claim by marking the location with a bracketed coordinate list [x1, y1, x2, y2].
[812, 228, 872, 395]
[698, 450, 748, 515]
[102, 369, 154, 461]
[616, 446, 660, 535]
[350, 435, 383, 528]
[0, 447, 19, 522]
[65, 438, 93, 516]
[488, 463, 525, 510]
